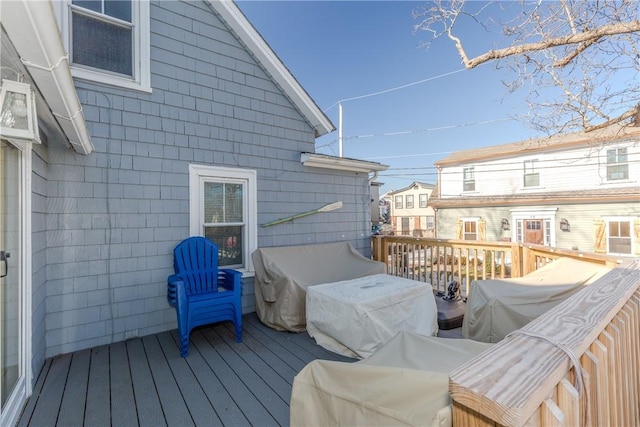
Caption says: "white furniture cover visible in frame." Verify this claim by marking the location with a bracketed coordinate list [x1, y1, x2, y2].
[252, 242, 385, 332]
[290, 331, 494, 427]
[306, 274, 438, 358]
[462, 257, 612, 343]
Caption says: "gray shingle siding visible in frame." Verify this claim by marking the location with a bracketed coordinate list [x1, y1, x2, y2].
[37, 0, 371, 358]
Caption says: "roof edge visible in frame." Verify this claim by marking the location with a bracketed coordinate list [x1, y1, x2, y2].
[436, 125, 640, 167]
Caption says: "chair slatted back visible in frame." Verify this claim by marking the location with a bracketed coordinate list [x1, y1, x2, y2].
[173, 237, 219, 295]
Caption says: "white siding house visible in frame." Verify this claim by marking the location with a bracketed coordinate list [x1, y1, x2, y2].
[388, 181, 436, 237]
[431, 125, 640, 256]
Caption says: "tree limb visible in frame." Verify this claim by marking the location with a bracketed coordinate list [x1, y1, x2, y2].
[553, 38, 600, 67]
[456, 21, 640, 68]
[585, 107, 639, 132]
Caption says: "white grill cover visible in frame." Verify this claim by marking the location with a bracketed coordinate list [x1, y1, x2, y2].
[252, 242, 385, 332]
[290, 331, 494, 427]
[306, 274, 438, 359]
[462, 257, 612, 343]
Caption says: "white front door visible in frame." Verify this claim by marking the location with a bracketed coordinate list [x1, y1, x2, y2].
[0, 139, 28, 426]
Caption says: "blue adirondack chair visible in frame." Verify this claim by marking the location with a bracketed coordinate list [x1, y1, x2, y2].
[167, 236, 243, 357]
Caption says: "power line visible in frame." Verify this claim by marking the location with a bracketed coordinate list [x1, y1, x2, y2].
[323, 68, 467, 112]
[315, 116, 516, 150]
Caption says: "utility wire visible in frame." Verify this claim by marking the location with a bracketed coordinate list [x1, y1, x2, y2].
[315, 116, 515, 150]
[323, 68, 467, 112]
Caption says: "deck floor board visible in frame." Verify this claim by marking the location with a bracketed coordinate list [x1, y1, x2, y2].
[19, 313, 355, 426]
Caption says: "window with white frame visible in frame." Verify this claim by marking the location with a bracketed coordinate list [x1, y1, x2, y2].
[523, 159, 540, 187]
[419, 193, 428, 208]
[189, 165, 257, 273]
[463, 220, 477, 240]
[606, 148, 628, 181]
[607, 219, 632, 255]
[59, 0, 150, 91]
[463, 167, 475, 192]
[406, 195, 414, 209]
[395, 195, 403, 209]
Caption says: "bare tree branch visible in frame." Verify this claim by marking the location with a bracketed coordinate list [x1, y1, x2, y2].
[414, 0, 640, 134]
[458, 21, 640, 69]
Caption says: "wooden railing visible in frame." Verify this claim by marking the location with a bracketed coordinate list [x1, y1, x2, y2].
[371, 236, 619, 295]
[449, 258, 640, 427]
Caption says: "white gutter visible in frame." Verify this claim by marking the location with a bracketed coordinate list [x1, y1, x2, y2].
[2, 0, 93, 155]
[209, 0, 335, 138]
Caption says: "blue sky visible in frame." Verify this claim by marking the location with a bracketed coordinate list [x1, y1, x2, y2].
[237, 1, 539, 192]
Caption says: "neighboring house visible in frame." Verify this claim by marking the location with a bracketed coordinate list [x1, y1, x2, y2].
[430, 125, 640, 256]
[388, 181, 436, 237]
[0, 1, 386, 424]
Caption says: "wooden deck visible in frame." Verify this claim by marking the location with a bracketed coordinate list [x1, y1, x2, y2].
[17, 313, 354, 427]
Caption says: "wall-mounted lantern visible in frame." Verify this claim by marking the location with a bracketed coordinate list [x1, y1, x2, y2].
[560, 218, 571, 232]
[0, 79, 40, 142]
[501, 218, 510, 231]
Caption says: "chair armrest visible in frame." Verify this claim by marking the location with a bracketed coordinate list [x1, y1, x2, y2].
[167, 274, 188, 307]
[219, 269, 243, 294]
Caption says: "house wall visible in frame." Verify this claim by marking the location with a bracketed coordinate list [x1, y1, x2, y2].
[439, 141, 639, 198]
[30, 144, 48, 383]
[39, 0, 370, 357]
[390, 185, 435, 236]
[436, 202, 640, 252]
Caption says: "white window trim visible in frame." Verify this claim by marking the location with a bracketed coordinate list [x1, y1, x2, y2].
[461, 216, 480, 240]
[603, 216, 635, 256]
[522, 159, 542, 189]
[462, 167, 476, 193]
[56, 0, 151, 93]
[188, 164, 257, 276]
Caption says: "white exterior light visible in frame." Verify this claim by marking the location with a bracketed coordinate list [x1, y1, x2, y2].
[0, 79, 40, 142]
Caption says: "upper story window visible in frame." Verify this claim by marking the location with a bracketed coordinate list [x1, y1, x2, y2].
[189, 165, 257, 274]
[419, 193, 428, 208]
[463, 167, 475, 192]
[606, 148, 628, 181]
[406, 195, 414, 209]
[59, 0, 151, 92]
[395, 195, 403, 209]
[523, 159, 540, 187]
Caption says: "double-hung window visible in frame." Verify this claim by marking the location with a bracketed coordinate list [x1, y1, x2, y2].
[463, 167, 475, 192]
[607, 219, 632, 255]
[405, 195, 414, 209]
[426, 215, 435, 229]
[189, 165, 257, 273]
[463, 220, 477, 240]
[606, 148, 628, 181]
[395, 195, 403, 209]
[419, 193, 428, 208]
[59, 0, 150, 91]
[523, 159, 540, 187]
